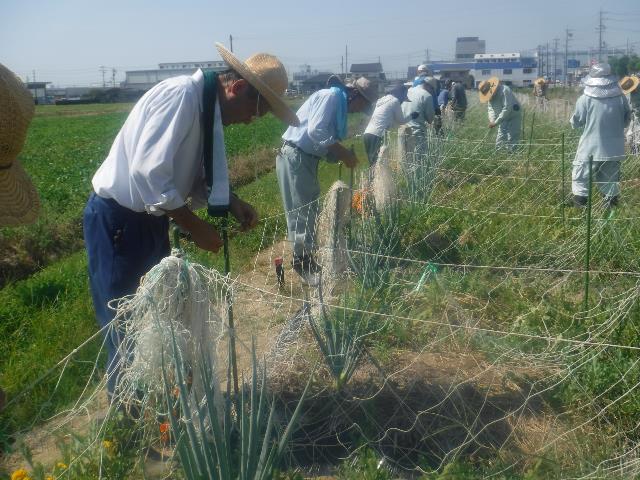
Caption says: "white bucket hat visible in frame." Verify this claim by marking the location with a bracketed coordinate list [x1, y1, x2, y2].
[581, 63, 622, 98]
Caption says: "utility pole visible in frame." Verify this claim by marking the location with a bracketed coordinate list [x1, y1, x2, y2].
[537, 45, 543, 77]
[564, 29, 572, 84]
[99, 65, 107, 88]
[597, 9, 606, 62]
[546, 42, 550, 80]
[345, 45, 348, 79]
[32, 70, 36, 83]
[229, 34, 233, 53]
[111, 68, 117, 88]
[341, 56, 344, 75]
[553, 38, 559, 84]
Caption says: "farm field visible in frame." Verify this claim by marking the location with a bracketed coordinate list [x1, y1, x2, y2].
[2, 95, 640, 479]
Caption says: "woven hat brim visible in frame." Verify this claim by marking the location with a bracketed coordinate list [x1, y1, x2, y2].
[215, 43, 299, 127]
[582, 76, 618, 87]
[584, 84, 623, 99]
[479, 77, 500, 103]
[0, 161, 40, 226]
[620, 76, 640, 95]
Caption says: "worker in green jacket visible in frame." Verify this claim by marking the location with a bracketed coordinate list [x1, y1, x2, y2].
[571, 63, 631, 208]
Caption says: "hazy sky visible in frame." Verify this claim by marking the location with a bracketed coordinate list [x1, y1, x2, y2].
[2, 0, 639, 87]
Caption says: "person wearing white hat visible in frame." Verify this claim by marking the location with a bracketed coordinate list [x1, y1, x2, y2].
[478, 77, 522, 151]
[620, 75, 640, 153]
[84, 43, 298, 397]
[364, 83, 415, 166]
[570, 63, 631, 208]
[400, 77, 435, 166]
[277, 76, 377, 284]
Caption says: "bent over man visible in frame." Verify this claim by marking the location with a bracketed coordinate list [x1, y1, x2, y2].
[84, 43, 298, 397]
[478, 77, 522, 151]
[277, 77, 377, 284]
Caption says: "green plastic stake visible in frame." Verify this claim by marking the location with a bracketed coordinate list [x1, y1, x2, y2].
[561, 133, 565, 225]
[583, 155, 593, 312]
[414, 262, 438, 292]
[525, 111, 536, 177]
[221, 215, 239, 399]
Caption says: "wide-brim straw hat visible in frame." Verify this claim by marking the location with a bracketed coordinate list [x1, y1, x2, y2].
[347, 77, 378, 105]
[0, 63, 40, 226]
[620, 75, 640, 95]
[534, 77, 546, 85]
[215, 43, 299, 126]
[478, 77, 500, 103]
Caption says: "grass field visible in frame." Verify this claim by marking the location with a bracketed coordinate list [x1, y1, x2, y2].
[2, 96, 640, 479]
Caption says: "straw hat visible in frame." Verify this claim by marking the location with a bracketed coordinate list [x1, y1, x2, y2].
[620, 75, 640, 95]
[347, 77, 378, 104]
[215, 43, 299, 126]
[478, 77, 500, 103]
[534, 77, 546, 85]
[0, 63, 40, 226]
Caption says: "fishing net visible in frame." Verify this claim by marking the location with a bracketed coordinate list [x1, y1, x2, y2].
[6, 93, 640, 479]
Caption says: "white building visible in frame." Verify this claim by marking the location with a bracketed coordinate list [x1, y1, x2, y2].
[123, 61, 227, 90]
[472, 53, 538, 87]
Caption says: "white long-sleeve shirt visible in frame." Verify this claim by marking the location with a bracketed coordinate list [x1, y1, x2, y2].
[364, 95, 409, 137]
[281, 88, 344, 157]
[92, 69, 225, 215]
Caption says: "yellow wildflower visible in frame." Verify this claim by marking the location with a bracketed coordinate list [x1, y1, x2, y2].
[46, 477, 54, 480]
[11, 469, 29, 480]
[56, 462, 68, 470]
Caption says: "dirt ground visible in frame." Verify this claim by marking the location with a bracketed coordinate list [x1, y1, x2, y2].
[0, 240, 574, 478]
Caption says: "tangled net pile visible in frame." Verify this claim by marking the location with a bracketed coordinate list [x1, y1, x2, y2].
[9, 95, 640, 479]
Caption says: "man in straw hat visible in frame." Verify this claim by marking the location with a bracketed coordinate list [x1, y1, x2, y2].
[533, 77, 548, 108]
[0, 63, 40, 227]
[83, 43, 298, 397]
[0, 63, 41, 418]
[570, 63, 630, 208]
[277, 76, 377, 285]
[478, 77, 522, 151]
[620, 74, 640, 153]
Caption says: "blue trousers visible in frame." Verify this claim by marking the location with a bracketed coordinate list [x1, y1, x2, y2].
[83, 193, 170, 396]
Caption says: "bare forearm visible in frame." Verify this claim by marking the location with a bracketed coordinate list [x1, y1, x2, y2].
[166, 206, 203, 233]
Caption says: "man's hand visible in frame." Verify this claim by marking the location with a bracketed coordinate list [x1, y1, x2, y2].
[190, 219, 224, 252]
[488, 121, 497, 129]
[166, 205, 223, 252]
[229, 195, 258, 232]
[327, 143, 358, 169]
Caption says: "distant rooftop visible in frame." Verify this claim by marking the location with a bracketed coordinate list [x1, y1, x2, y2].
[350, 63, 383, 74]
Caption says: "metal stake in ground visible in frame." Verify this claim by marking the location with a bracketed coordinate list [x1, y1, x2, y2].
[221, 215, 240, 399]
[561, 133, 566, 225]
[525, 111, 536, 177]
[584, 155, 593, 311]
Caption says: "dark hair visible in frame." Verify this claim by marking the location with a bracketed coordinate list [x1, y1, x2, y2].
[218, 68, 259, 99]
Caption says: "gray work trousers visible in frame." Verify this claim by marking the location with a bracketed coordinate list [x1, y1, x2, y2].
[276, 144, 321, 257]
[496, 114, 522, 151]
[572, 160, 621, 198]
